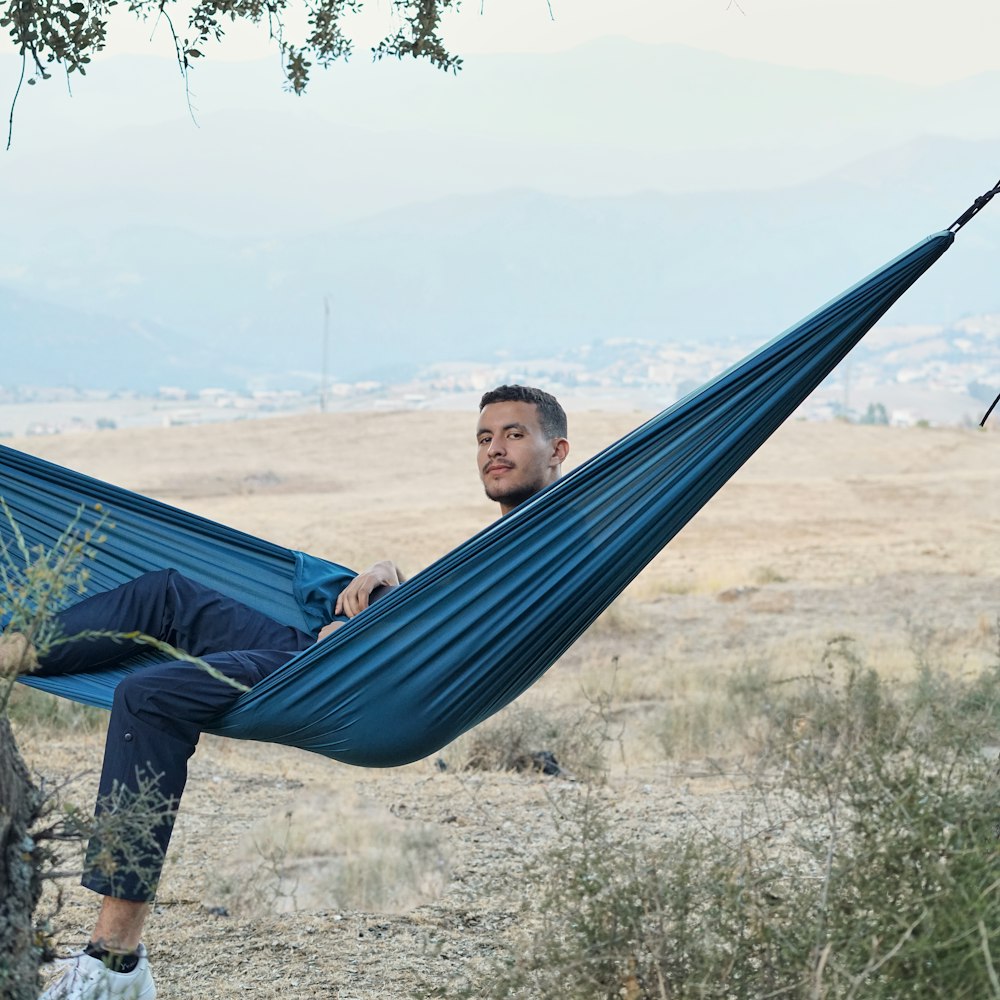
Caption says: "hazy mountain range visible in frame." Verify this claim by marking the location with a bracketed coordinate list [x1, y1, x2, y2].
[2, 40, 999, 390]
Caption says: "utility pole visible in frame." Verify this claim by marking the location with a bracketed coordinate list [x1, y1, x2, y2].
[320, 296, 331, 413]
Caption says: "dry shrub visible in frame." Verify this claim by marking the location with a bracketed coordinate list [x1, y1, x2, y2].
[656, 660, 781, 761]
[441, 638, 1000, 1000]
[7, 686, 106, 733]
[588, 598, 649, 639]
[753, 564, 790, 585]
[208, 789, 449, 917]
[442, 698, 617, 784]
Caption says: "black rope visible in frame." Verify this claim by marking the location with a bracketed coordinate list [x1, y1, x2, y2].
[948, 176, 1000, 233]
[948, 177, 1000, 425]
[982, 389, 1000, 428]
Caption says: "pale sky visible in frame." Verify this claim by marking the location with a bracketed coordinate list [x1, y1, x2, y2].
[6, 0, 999, 84]
[1, 0, 997, 401]
[449, 0, 1000, 83]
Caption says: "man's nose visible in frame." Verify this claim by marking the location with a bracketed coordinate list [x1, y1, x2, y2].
[487, 438, 505, 456]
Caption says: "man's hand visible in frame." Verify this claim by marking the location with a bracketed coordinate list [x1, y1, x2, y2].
[335, 560, 403, 618]
[316, 621, 346, 642]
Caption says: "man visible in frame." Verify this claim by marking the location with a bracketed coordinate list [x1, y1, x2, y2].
[0, 385, 568, 1000]
[476, 384, 569, 515]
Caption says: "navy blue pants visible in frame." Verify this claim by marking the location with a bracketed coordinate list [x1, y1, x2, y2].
[35, 568, 316, 901]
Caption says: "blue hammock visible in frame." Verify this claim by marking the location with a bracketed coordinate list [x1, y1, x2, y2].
[0, 228, 963, 766]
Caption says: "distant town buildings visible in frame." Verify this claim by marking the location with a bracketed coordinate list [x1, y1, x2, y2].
[1, 316, 997, 438]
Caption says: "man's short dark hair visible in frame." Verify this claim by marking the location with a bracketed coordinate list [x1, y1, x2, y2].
[479, 385, 568, 440]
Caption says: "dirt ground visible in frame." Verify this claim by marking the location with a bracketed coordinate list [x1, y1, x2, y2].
[10, 410, 1000, 998]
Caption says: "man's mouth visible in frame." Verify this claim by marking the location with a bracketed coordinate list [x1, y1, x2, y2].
[485, 463, 513, 475]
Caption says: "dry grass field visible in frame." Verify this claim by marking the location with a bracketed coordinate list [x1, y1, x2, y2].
[9, 409, 1000, 998]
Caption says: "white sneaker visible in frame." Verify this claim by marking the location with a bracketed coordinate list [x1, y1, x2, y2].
[39, 945, 156, 1000]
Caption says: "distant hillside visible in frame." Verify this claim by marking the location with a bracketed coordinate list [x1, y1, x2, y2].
[3, 287, 228, 391]
[4, 39, 1000, 235]
[3, 136, 999, 389]
[1, 39, 998, 389]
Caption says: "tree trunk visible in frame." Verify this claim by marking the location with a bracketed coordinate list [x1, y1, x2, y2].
[0, 713, 43, 1000]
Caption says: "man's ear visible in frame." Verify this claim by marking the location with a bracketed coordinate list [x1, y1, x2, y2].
[551, 437, 570, 466]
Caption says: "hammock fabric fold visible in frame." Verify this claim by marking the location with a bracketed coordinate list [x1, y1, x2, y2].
[4, 230, 955, 767]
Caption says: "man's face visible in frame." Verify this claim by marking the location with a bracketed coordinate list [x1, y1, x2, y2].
[476, 401, 568, 514]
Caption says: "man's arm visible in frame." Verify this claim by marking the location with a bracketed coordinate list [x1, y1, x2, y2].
[315, 560, 405, 642]
[335, 560, 405, 618]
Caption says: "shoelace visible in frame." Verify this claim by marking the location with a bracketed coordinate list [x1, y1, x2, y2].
[43, 954, 99, 997]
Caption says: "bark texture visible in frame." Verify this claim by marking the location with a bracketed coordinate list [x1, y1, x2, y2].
[0, 714, 43, 1000]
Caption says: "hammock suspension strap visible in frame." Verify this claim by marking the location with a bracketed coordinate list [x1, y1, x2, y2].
[946, 176, 1000, 426]
[948, 176, 1000, 233]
